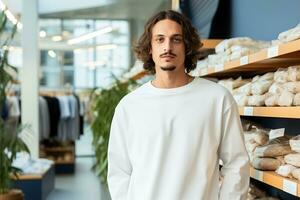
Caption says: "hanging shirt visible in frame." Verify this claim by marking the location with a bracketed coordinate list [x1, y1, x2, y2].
[7, 96, 21, 117]
[108, 77, 249, 200]
[43, 96, 61, 138]
[39, 96, 50, 140]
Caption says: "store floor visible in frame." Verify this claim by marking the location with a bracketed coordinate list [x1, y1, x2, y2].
[47, 157, 111, 200]
[47, 125, 111, 200]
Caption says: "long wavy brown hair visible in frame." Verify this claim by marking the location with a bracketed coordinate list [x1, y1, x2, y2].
[134, 10, 202, 74]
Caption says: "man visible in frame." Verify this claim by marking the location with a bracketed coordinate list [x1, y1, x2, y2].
[107, 10, 249, 200]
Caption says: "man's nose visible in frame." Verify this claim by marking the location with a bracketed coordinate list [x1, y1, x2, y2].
[163, 39, 173, 52]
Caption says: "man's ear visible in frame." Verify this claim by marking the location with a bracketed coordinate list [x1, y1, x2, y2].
[149, 48, 152, 54]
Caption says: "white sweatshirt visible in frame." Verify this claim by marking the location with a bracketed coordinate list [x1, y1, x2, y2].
[108, 77, 249, 200]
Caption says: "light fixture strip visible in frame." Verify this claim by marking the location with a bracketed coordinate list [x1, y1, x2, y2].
[67, 26, 114, 45]
[0, 1, 22, 29]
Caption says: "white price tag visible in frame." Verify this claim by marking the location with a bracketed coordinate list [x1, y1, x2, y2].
[267, 46, 279, 58]
[215, 64, 224, 72]
[244, 107, 253, 116]
[240, 56, 249, 65]
[269, 128, 285, 140]
[283, 179, 297, 196]
[253, 170, 263, 181]
[201, 68, 208, 76]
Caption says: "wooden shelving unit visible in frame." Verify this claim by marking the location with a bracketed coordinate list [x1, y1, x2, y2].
[238, 107, 300, 119]
[131, 38, 300, 197]
[12, 165, 55, 200]
[40, 141, 75, 174]
[199, 39, 300, 78]
[250, 167, 300, 197]
[202, 38, 300, 197]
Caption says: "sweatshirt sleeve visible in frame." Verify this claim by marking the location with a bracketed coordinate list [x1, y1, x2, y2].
[107, 105, 132, 200]
[218, 101, 250, 200]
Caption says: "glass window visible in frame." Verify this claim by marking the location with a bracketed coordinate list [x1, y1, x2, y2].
[39, 18, 130, 89]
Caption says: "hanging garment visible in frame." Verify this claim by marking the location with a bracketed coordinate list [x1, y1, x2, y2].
[43, 96, 61, 138]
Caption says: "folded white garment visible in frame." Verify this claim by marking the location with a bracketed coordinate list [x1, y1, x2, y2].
[287, 65, 300, 82]
[278, 90, 294, 106]
[278, 23, 300, 43]
[293, 93, 300, 106]
[268, 82, 284, 94]
[233, 82, 252, 96]
[283, 82, 300, 94]
[265, 93, 279, 106]
[248, 94, 266, 106]
[251, 80, 273, 95]
[274, 68, 289, 83]
[233, 94, 248, 106]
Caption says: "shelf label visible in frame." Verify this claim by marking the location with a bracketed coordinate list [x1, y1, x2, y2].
[269, 128, 285, 140]
[267, 46, 279, 58]
[253, 169, 263, 181]
[215, 64, 224, 72]
[201, 68, 208, 76]
[240, 56, 249, 65]
[244, 107, 253, 116]
[283, 179, 297, 196]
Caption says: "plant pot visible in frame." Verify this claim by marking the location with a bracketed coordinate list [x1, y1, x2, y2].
[0, 189, 24, 200]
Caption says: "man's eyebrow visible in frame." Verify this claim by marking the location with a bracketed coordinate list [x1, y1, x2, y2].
[153, 34, 183, 37]
[172, 34, 183, 37]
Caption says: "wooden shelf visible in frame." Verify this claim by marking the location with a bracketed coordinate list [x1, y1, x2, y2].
[12, 174, 43, 180]
[131, 71, 149, 80]
[55, 160, 75, 165]
[238, 106, 300, 119]
[201, 39, 300, 78]
[201, 39, 222, 49]
[250, 167, 300, 197]
[41, 146, 74, 152]
[11, 164, 53, 180]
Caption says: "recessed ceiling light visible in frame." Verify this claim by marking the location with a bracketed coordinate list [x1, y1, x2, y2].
[39, 30, 47, 38]
[48, 50, 56, 58]
[52, 35, 62, 42]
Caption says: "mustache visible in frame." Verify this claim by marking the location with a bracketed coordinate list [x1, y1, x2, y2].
[160, 51, 176, 58]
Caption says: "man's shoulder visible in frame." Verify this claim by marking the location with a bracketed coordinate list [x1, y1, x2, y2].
[117, 81, 150, 106]
[195, 78, 232, 98]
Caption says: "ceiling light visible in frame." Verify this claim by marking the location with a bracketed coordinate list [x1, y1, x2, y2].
[5, 9, 18, 25]
[0, 1, 6, 11]
[0, 1, 22, 30]
[62, 31, 70, 37]
[48, 50, 56, 58]
[67, 26, 114, 45]
[39, 30, 47, 38]
[52, 35, 62, 42]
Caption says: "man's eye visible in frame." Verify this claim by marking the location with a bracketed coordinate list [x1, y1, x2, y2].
[173, 38, 182, 43]
[156, 38, 164, 43]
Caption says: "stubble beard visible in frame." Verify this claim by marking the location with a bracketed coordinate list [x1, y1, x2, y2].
[160, 66, 176, 71]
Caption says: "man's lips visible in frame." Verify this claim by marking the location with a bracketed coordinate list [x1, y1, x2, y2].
[161, 55, 176, 59]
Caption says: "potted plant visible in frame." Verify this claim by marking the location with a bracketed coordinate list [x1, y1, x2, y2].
[0, 11, 30, 200]
[90, 78, 137, 184]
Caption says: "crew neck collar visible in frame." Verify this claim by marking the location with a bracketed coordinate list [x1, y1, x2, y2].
[147, 77, 198, 95]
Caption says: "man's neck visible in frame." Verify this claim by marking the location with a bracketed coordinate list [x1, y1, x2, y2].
[152, 72, 194, 89]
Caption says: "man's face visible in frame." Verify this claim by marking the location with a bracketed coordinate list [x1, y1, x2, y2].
[150, 19, 185, 73]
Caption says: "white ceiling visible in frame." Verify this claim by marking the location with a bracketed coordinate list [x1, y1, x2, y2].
[4, 0, 170, 20]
